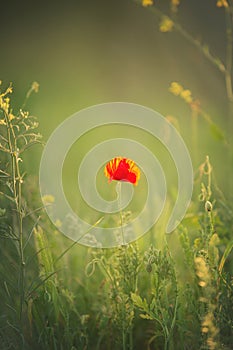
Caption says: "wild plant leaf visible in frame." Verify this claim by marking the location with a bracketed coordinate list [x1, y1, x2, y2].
[139, 313, 153, 320]
[85, 258, 99, 277]
[0, 168, 10, 177]
[26, 270, 60, 299]
[219, 239, 233, 274]
[0, 191, 16, 203]
[23, 215, 41, 251]
[0, 208, 6, 216]
[131, 293, 149, 313]
[209, 122, 225, 142]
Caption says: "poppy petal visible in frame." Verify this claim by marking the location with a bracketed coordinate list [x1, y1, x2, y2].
[104, 157, 140, 185]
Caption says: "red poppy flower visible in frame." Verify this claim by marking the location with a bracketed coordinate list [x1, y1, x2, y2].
[104, 157, 140, 186]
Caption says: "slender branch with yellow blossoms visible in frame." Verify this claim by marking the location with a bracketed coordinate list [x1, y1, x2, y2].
[137, 0, 233, 102]
[169, 81, 228, 164]
[0, 81, 41, 322]
[169, 82, 226, 136]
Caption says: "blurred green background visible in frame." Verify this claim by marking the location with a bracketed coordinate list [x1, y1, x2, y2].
[1, 2, 232, 349]
[1, 0, 230, 190]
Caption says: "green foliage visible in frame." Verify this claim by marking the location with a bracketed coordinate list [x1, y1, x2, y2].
[0, 75, 233, 349]
[0, 1, 233, 348]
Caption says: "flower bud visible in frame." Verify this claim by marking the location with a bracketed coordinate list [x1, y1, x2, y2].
[205, 201, 212, 212]
[146, 264, 152, 273]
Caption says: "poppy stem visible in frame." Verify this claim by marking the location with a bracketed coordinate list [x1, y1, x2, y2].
[117, 182, 125, 246]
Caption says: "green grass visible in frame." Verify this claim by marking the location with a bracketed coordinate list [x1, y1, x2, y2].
[0, 80, 232, 350]
[0, 2, 233, 348]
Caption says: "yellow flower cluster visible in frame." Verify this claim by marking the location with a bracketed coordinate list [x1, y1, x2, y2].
[171, 0, 180, 5]
[0, 82, 13, 115]
[202, 312, 219, 350]
[195, 256, 210, 288]
[1, 97, 10, 113]
[216, 0, 228, 7]
[169, 82, 193, 103]
[159, 16, 174, 32]
[142, 0, 153, 7]
[0, 81, 13, 95]
[31, 81, 39, 93]
[170, 0, 180, 13]
[169, 82, 183, 95]
[194, 236, 220, 349]
[180, 89, 192, 103]
[42, 194, 55, 205]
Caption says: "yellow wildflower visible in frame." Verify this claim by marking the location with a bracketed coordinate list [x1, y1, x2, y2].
[0, 83, 13, 97]
[171, 0, 180, 5]
[195, 256, 210, 287]
[159, 16, 174, 32]
[202, 313, 217, 335]
[216, 0, 228, 7]
[1, 97, 10, 113]
[31, 81, 39, 93]
[5, 84, 13, 94]
[171, 0, 180, 12]
[54, 219, 62, 228]
[199, 280, 207, 287]
[0, 119, 6, 125]
[180, 89, 193, 103]
[42, 194, 55, 205]
[169, 82, 183, 96]
[142, 0, 153, 6]
[202, 326, 209, 334]
[9, 113, 15, 121]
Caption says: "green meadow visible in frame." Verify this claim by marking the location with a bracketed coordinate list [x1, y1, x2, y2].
[0, 1, 232, 349]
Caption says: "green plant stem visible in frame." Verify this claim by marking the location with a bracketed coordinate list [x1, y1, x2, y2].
[15, 134, 25, 322]
[129, 328, 133, 350]
[117, 182, 128, 350]
[18, 212, 25, 321]
[54, 216, 104, 266]
[174, 21, 226, 73]
[225, 4, 233, 193]
[134, 0, 233, 109]
[122, 324, 126, 350]
[225, 5, 233, 102]
[166, 289, 178, 350]
[5, 111, 25, 321]
[191, 109, 198, 167]
[134, 0, 226, 74]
